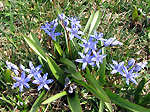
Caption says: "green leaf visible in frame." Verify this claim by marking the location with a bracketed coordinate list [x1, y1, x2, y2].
[99, 41, 106, 85]
[24, 35, 47, 61]
[60, 58, 76, 69]
[46, 56, 65, 85]
[132, 6, 139, 21]
[105, 89, 149, 112]
[85, 68, 110, 101]
[30, 90, 47, 112]
[83, 11, 95, 34]
[139, 93, 150, 107]
[89, 10, 102, 35]
[53, 40, 63, 56]
[85, 68, 113, 111]
[29, 32, 43, 50]
[60, 58, 83, 80]
[73, 79, 110, 102]
[3, 69, 12, 83]
[68, 66, 84, 80]
[99, 101, 104, 112]
[148, 32, 150, 39]
[105, 102, 113, 112]
[42, 91, 67, 104]
[67, 92, 83, 112]
[134, 78, 146, 104]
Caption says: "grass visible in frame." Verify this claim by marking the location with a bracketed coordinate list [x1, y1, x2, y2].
[0, 0, 150, 111]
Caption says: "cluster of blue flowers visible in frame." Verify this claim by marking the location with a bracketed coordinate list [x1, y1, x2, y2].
[75, 30, 123, 70]
[41, 13, 83, 40]
[110, 59, 148, 85]
[6, 61, 53, 92]
[41, 13, 123, 70]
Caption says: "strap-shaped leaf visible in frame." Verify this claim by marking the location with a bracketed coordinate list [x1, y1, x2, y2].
[53, 40, 63, 56]
[83, 11, 95, 34]
[99, 41, 106, 85]
[105, 89, 149, 112]
[134, 78, 146, 104]
[67, 92, 83, 112]
[46, 56, 65, 85]
[29, 32, 43, 50]
[73, 79, 110, 102]
[42, 91, 67, 104]
[60, 58, 76, 69]
[60, 58, 83, 80]
[85, 68, 110, 101]
[30, 90, 46, 112]
[132, 5, 139, 21]
[99, 101, 104, 112]
[89, 10, 102, 35]
[24, 36, 47, 61]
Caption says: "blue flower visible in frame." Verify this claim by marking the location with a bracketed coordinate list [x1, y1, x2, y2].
[63, 19, 69, 26]
[103, 38, 115, 47]
[134, 62, 148, 72]
[122, 66, 139, 85]
[41, 20, 61, 40]
[12, 72, 30, 92]
[58, 13, 66, 20]
[6, 61, 19, 75]
[20, 64, 30, 72]
[90, 30, 105, 41]
[127, 59, 135, 68]
[102, 38, 123, 47]
[46, 27, 62, 41]
[111, 40, 123, 46]
[32, 73, 53, 91]
[64, 77, 71, 87]
[69, 17, 81, 28]
[66, 25, 84, 40]
[91, 50, 107, 68]
[75, 51, 95, 70]
[79, 38, 98, 53]
[109, 60, 125, 75]
[27, 62, 42, 79]
[68, 85, 77, 93]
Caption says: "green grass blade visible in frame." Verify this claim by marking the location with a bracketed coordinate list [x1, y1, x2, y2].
[42, 91, 67, 104]
[46, 56, 65, 85]
[30, 90, 47, 112]
[24, 35, 47, 61]
[105, 90, 149, 112]
[67, 92, 83, 112]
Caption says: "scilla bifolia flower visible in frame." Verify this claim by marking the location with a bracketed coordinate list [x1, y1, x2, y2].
[32, 73, 53, 91]
[12, 72, 30, 92]
[122, 66, 139, 85]
[75, 51, 95, 70]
